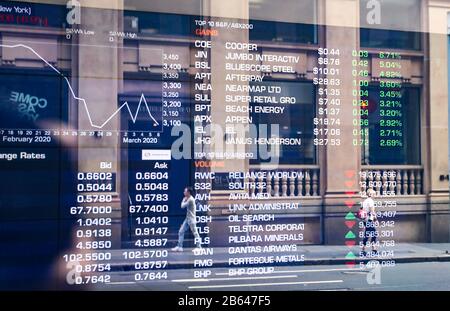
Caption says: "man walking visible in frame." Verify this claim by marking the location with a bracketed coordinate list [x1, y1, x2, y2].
[360, 189, 379, 256]
[171, 187, 202, 252]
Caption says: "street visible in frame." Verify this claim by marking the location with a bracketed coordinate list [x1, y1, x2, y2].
[94, 261, 450, 291]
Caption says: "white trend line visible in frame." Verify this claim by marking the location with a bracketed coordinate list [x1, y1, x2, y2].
[0, 43, 160, 129]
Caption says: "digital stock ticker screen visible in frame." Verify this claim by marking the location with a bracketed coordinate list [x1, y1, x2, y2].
[0, 0, 450, 296]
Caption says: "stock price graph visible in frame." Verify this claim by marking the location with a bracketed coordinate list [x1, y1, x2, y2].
[0, 42, 184, 147]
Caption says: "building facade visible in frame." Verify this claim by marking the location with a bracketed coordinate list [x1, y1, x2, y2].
[0, 0, 448, 246]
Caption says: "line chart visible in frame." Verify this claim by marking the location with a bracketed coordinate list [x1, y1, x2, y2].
[0, 43, 161, 130]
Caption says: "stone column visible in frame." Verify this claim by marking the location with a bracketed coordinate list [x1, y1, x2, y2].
[427, 2, 450, 242]
[77, 0, 123, 167]
[205, 0, 249, 177]
[322, 0, 360, 244]
[428, 3, 449, 197]
[201, 0, 250, 246]
[75, 0, 124, 246]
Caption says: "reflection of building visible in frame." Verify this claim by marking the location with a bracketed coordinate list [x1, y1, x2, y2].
[0, 0, 448, 245]
[205, 0, 450, 244]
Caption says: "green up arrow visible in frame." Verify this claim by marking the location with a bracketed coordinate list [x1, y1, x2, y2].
[345, 212, 356, 220]
[345, 231, 356, 239]
[345, 251, 357, 259]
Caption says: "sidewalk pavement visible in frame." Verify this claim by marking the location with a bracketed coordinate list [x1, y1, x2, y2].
[108, 243, 450, 270]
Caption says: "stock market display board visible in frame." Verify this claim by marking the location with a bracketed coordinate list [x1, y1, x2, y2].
[0, 0, 449, 292]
